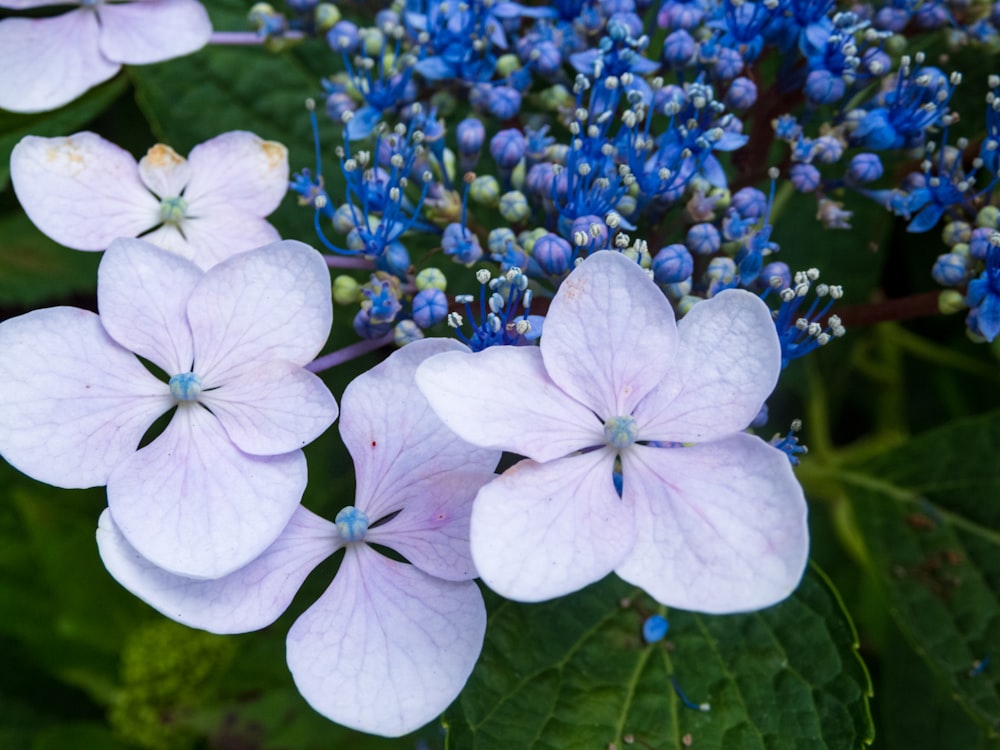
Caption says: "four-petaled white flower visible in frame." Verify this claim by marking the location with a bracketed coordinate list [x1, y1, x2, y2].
[0, 0, 212, 113]
[11, 130, 289, 270]
[417, 250, 809, 613]
[97, 339, 500, 737]
[0, 238, 338, 579]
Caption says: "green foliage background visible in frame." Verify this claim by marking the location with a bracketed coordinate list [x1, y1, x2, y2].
[0, 2, 998, 748]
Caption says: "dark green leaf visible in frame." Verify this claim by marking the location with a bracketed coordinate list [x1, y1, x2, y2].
[446, 567, 873, 749]
[845, 409, 1000, 733]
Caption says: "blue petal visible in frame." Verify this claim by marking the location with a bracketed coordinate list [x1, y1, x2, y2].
[907, 203, 944, 233]
[977, 292, 1000, 341]
[345, 106, 381, 141]
[415, 57, 454, 80]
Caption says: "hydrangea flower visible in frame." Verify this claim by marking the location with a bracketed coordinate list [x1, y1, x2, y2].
[0, 239, 337, 578]
[95, 339, 500, 736]
[416, 250, 808, 613]
[0, 0, 212, 113]
[11, 131, 288, 270]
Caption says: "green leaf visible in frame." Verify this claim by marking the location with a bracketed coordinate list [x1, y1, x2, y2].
[843, 409, 1000, 733]
[446, 567, 873, 750]
[0, 76, 128, 191]
[0, 210, 102, 309]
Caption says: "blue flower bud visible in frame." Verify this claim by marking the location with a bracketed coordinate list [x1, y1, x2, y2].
[412, 288, 449, 328]
[713, 47, 744, 80]
[804, 69, 845, 105]
[969, 228, 995, 260]
[653, 244, 694, 284]
[456, 117, 486, 157]
[490, 128, 527, 169]
[488, 86, 522, 120]
[790, 163, 821, 193]
[812, 135, 844, 165]
[932, 253, 969, 286]
[327, 20, 359, 52]
[533, 233, 573, 275]
[375, 241, 410, 277]
[725, 77, 757, 110]
[661, 29, 695, 66]
[846, 153, 883, 183]
[685, 223, 720, 255]
[731, 188, 767, 220]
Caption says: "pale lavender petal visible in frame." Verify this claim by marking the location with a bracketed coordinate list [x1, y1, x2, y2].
[616, 438, 808, 614]
[136, 223, 192, 261]
[97, 0, 211, 64]
[98, 506, 339, 633]
[0, 13, 119, 113]
[202, 361, 338, 456]
[186, 241, 332, 383]
[107, 405, 306, 579]
[344, 339, 500, 524]
[287, 545, 486, 737]
[541, 251, 677, 418]
[0, 308, 171, 488]
[632, 289, 782, 443]
[10, 132, 158, 248]
[470, 450, 634, 602]
[415, 346, 601, 463]
[350, 340, 498, 580]
[173, 211, 283, 270]
[98, 238, 201, 375]
[183, 131, 289, 217]
[137, 143, 192, 198]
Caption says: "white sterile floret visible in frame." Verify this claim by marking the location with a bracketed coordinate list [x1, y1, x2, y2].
[11, 131, 289, 270]
[415, 252, 808, 614]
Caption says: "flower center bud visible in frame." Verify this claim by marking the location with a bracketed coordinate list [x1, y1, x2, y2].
[603, 415, 639, 450]
[168, 372, 202, 402]
[335, 506, 369, 543]
[160, 196, 188, 225]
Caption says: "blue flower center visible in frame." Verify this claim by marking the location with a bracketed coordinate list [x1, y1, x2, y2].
[335, 506, 369, 543]
[603, 415, 639, 450]
[160, 196, 188, 225]
[168, 372, 202, 402]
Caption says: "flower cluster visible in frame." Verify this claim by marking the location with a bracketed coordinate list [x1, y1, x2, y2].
[2, 0, 999, 741]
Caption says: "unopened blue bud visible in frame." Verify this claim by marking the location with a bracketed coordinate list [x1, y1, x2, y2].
[932, 253, 968, 286]
[685, 223, 720, 255]
[533, 233, 573, 275]
[412, 288, 449, 328]
[488, 86, 522, 120]
[730, 188, 767, 220]
[713, 47, 744, 80]
[790, 163, 821, 193]
[846, 153, 883, 183]
[335, 506, 369, 542]
[662, 29, 695, 66]
[804, 69, 845, 104]
[327, 20, 359, 52]
[490, 128, 527, 169]
[653, 243, 694, 284]
[725, 77, 757, 110]
[456, 117, 486, 157]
